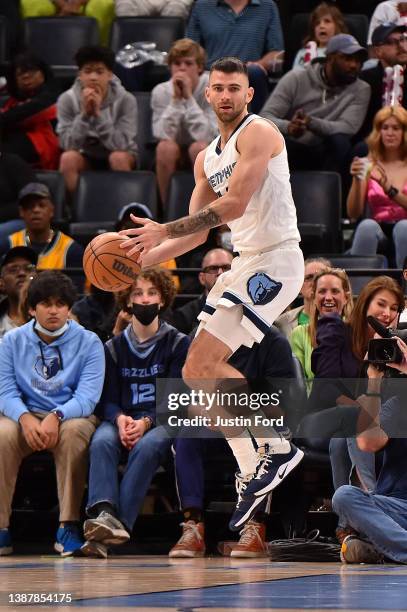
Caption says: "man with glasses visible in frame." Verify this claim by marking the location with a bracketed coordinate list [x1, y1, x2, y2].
[359, 23, 407, 141]
[0, 246, 37, 339]
[171, 248, 233, 335]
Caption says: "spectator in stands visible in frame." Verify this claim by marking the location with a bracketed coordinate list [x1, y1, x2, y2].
[151, 39, 217, 204]
[186, 0, 285, 113]
[367, 1, 407, 45]
[82, 268, 189, 558]
[290, 267, 353, 383]
[115, 0, 194, 19]
[170, 247, 233, 335]
[333, 339, 407, 564]
[358, 23, 407, 143]
[0, 271, 105, 557]
[293, 2, 348, 69]
[170, 326, 295, 558]
[57, 46, 137, 196]
[0, 182, 84, 269]
[72, 284, 117, 343]
[347, 106, 407, 268]
[0, 151, 36, 239]
[0, 246, 37, 339]
[275, 257, 331, 338]
[0, 53, 60, 170]
[21, 0, 115, 45]
[261, 34, 370, 172]
[310, 276, 404, 542]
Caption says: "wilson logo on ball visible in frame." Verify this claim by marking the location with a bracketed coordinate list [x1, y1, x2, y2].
[112, 259, 139, 281]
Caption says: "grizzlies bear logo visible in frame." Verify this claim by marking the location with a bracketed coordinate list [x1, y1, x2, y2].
[247, 273, 282, 305]
[35, 356, 61, 380]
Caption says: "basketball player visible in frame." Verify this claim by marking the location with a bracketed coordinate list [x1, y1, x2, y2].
[120, 57, 305, 530]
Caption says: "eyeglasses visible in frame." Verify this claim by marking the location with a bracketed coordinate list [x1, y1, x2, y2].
[2, 263, 36, 275]
[202, 264, 231, 274]
[380, 34, 407, 47]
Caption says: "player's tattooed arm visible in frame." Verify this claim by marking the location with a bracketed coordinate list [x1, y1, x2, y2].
[166, 206, 222, 238]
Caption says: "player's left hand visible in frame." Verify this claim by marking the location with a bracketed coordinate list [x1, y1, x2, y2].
[119, 215, 167, 257]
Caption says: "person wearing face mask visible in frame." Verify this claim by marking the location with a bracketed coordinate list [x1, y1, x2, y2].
[82, 268, 190, 557]
[261, 34, 370, 173]
[308, 275, 404, 542]
[0, 270, 105, 557]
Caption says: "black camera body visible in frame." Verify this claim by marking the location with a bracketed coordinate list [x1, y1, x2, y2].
[367, 316, 407, 367]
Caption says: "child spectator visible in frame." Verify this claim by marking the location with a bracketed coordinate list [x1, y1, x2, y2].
[151, 38, 217, 204]
[347, 106, 407, 268]
[82, 268, 190, 557]
[0, 270, 105, 557]
[293, 2, 348, 69]
[0, 53, 60, 170]
[57, 46, 137, 196]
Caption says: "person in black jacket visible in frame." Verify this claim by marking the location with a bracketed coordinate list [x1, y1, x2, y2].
[358, 23, 407, 143]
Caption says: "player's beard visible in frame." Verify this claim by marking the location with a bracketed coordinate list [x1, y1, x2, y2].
[216, 104, 246, 124]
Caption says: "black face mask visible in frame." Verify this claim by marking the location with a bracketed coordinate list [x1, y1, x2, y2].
[131, 303, 160, 326]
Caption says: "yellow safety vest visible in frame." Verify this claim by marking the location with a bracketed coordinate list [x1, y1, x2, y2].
[9, 230, 74, 270]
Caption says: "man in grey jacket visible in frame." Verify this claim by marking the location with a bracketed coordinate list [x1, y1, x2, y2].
[57, 46, 138, 195]
[151, 39, 217, 204]
[261, 34, 371, 173]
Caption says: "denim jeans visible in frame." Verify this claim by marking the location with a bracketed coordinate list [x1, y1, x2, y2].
[350, 218, 407, 268]
[329, 437, 376, 492]
[87, 421, 172, 530]
[333, 485, 407, 563]
[247, 64, 269, 114]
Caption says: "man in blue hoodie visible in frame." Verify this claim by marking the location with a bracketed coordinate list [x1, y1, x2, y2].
[0, 270, 105, 557]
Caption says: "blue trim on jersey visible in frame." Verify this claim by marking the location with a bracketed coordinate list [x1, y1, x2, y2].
[202, 304, 216, 316]
[124, 326, 156, 359]
[215, 113, 253, 155]
[222, 290, 270, 334]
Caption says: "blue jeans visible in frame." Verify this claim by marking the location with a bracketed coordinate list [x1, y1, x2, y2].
[247, 64, 270, 114]
[329, 437, 376, 492]
[350, 218, 407, 268]
[333, 485, 407, 563]
[87, 421, 172, 530]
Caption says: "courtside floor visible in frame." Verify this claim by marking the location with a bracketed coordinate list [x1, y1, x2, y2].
[1, 556, 407, 611]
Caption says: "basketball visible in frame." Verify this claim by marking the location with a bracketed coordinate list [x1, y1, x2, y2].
[83, 232, 141, 292]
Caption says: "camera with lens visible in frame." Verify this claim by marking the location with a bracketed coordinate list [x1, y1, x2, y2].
[367, 316, 407, 370]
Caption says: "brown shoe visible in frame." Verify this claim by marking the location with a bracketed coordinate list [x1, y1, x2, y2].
[336, 526, 357, 545]
[230, 520, 268, 558]
[168, 521, 205, 558]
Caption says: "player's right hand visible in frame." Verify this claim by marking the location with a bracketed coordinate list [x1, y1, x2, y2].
[119, 215, 167, 257]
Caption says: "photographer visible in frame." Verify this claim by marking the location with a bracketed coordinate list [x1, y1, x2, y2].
[333, 338, 407, 564]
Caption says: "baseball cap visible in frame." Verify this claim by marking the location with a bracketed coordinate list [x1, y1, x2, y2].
[117, 202, 154, 223]
[326, 34, 367, 59]
[372, 23, 407, 46]
[18, 182, 51, 206]
[0, 246, 38, 271]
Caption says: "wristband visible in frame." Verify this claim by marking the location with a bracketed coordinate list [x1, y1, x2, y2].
[142, 416, 153, 431]
[386, 185, 399, 199]
[364, 392, 381, 397]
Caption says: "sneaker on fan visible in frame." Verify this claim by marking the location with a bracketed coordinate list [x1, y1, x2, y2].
[244, 443, 304, 498]
[229, 472, 267, 532]
[84, 511, 130, 545]
[340, 535, 384, 564]
[168, 521, 205, 558]
[231, 520, 268, 558]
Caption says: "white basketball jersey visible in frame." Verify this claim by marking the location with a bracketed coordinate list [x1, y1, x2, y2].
[204, 114, 301, 252]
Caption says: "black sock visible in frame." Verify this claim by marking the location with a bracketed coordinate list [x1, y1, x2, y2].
[183, 508, 203, 523]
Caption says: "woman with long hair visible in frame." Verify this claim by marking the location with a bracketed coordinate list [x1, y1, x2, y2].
[293, 2, 348, 69]
[347, 106, 407, 267]
[291, 267, 353, 382]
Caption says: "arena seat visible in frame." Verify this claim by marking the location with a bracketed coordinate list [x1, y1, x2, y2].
[70, 170, 158, 244]
[36, 171, 65, 223]
[284, 13, 369, 72]
[0, 16, 9, 63]
[23, 17, 99, 79]
[164, 172, 195, 222]
[133, 92, 156, 171]
[290, 171, 342, 255]
[110, 17, 185, 53]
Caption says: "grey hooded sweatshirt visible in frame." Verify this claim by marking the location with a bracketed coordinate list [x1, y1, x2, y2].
[57, 76, 138, 158]
[261, 62, 371, 147]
